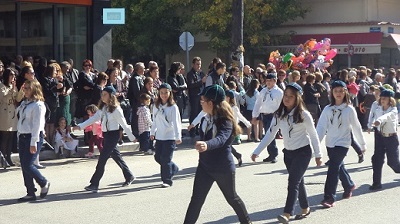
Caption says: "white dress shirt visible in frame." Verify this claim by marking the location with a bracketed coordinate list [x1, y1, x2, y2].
[16, 100, 46, 146]
[253, 110, 322, 158]
[151, 104, 182, 141]
[232, 105, 251, 128]
[316, 103, 366, 150]
[367, 101, 379, 129]
[252, 85, 283, 118]
[78, 106, 136, 141]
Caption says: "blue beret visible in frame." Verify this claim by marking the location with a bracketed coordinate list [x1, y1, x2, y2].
[159, 83, 172, 91]
[286, 83, 303, 95]
[380, 89, 395, 98]
[265, 73, 277, 79]
[103, 85, 116, 95]
[331, 80, 347, 89]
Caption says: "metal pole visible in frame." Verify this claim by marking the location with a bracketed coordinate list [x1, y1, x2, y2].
[348, 54, 351, 68]
[185, 32, 190, 72]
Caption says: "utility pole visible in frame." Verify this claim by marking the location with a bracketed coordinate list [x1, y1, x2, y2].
[231, 0, 244, 82]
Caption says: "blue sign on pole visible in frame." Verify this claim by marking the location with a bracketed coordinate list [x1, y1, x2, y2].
[388, 27, 394, 33]
[103, 8, 125, 25]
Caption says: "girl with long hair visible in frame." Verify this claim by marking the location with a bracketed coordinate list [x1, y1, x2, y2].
[150, 83, 182, 188]
[74, 86, 137, 192]
[16, 79, 50, 202]
[316, 80, 366, 208]
[184, 84, 251, 224]
[251, 83, 322, 223]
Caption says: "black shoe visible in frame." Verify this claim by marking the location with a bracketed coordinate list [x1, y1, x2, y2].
[17, 195, 37, 202]
[118, 139, 124, 145]
[263, 157, 277, 163]
[237, 154, 243, 167]
[84, 185, 99, 193]
[369, 183, 382, 190]
[5, 158, 15, 167]
[358, 154, 364, 163]
[325, 160, 330, 166]
[40, 182, 50, 198]
[122, 176, 136, 187]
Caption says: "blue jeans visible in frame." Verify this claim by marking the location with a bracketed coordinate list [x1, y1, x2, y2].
[324, 146, 354, 201]
[262, 113, 278, 158]
[184, 165, 251, 224]
[90, 130, 133, 187]
[372, 131, 400, 185]
[18, 132, 47, 196]
[283, 145, 312, 215]
[154, 140, 178, 185]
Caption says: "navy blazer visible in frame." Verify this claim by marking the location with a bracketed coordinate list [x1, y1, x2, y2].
[199, 118, 236, 172]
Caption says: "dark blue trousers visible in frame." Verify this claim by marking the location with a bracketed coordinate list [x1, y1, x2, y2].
[90, 130, 133, 187]
[372, 131, 400, 185]
[154, 140, 179, 185]
[18, 132, 47, 196]
[283, 145, 312, 215]
[324, 146, 354, 201]
[262, 113, 278, 159]
[184, 165, 251, 224]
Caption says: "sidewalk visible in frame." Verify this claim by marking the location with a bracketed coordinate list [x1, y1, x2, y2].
[11, 119, 196, 163]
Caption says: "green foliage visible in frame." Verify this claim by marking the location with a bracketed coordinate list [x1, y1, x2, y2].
[112, 0, 308, 59]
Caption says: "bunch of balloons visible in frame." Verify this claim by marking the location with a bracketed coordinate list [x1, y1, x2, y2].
[269, 38, 338, 71]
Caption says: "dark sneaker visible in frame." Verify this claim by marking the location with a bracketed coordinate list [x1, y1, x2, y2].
[40, 181, 50, 198]
[263, 157, 277, 163]
[17, 195, 37, 202]
[369, 183, 382, 190]
[343, 184, 356, 199]
[277, 214, 290, 224]
[122, 176, 136, 187]
[358, 154, 364, 163]
[320, 199, 335, 208]
[84, 185, 99, 193]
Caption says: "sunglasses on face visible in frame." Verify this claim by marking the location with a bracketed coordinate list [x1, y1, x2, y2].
[84, 64, 91, 67]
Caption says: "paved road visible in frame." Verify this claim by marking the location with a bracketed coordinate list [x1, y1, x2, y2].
[1, 130, 400, 224]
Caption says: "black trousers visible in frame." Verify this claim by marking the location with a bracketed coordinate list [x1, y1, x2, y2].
[184, 165, 251, 224]
[372, 131, 400, 185]
[90, 130, 133, 187]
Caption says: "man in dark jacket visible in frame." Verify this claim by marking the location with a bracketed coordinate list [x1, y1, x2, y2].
[127, 62, 145, 137]
[187, 57, 206, 137]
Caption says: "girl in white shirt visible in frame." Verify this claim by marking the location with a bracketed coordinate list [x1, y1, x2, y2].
[150, 83, 182, 188]
[74, 86, 137, 193]
[316, 80, 366, 208]
[369, 89, 400, 190]
[252, 83, 322, 223]
[16, 79, 50, 202]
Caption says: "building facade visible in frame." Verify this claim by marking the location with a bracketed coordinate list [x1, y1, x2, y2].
[0, 0, 112, 71]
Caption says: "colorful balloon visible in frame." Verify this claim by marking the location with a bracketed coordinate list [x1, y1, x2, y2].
[283, 53, 294, 63]
[324, 49, 337, 61]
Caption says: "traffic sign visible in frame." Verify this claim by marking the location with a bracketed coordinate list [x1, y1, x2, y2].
[348, 43, 354, 56]
[179, 32, 194, 51]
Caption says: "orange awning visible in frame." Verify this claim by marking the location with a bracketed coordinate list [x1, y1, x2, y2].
[18, 0, 92, 6]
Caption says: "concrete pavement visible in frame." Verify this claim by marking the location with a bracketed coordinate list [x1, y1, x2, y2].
[1, 129, 400, 224]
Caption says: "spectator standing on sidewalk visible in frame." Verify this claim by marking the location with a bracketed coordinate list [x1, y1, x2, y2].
[187, 57, 205, 137]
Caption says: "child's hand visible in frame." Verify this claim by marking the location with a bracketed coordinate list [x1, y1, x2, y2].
[72, 126, 80, 131]
[175, 140, 182, 145]
[195, 141, 207, 152]
[251, 154, 258, 162]
[150, 135, 155, 141]
[187, 124, 195, 131]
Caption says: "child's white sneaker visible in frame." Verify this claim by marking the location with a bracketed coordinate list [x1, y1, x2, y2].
[144, 150, 154, 155]
[85, 152, 94, 158]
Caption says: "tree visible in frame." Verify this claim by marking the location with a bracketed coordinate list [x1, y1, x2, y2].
[112, 0, 308, 62]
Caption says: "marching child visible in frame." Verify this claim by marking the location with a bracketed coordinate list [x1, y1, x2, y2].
[226, 90, 251, 166]
[137, 93, 153, 155]
[316, 80, 366, 208]
[84, 104, 103, 158]
[73, 86, 137, 192]
[251, 83, 322, 223]
[54, 117, 79, 158]
[150, 83, 182, 188]
[369, 89, 400, 190]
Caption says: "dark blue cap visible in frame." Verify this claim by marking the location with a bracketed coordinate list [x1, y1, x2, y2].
[380, 89, 395, 97]
[378, 86, 386, 92]
[265, 73, 277, 79]
[103, 85, 116, 95]
[331, 80, 347, 89]
[225, 90, 235, 99]
[200, 84, 225, 104]
[286, 83, 303, 95]
[159, 83, 172, 91]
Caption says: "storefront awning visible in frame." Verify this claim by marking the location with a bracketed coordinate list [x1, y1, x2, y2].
[389, 34, 400, 52]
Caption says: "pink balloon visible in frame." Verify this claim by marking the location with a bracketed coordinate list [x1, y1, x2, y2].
[311, 42, 323, 51]
[325, 49, 337, 61]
